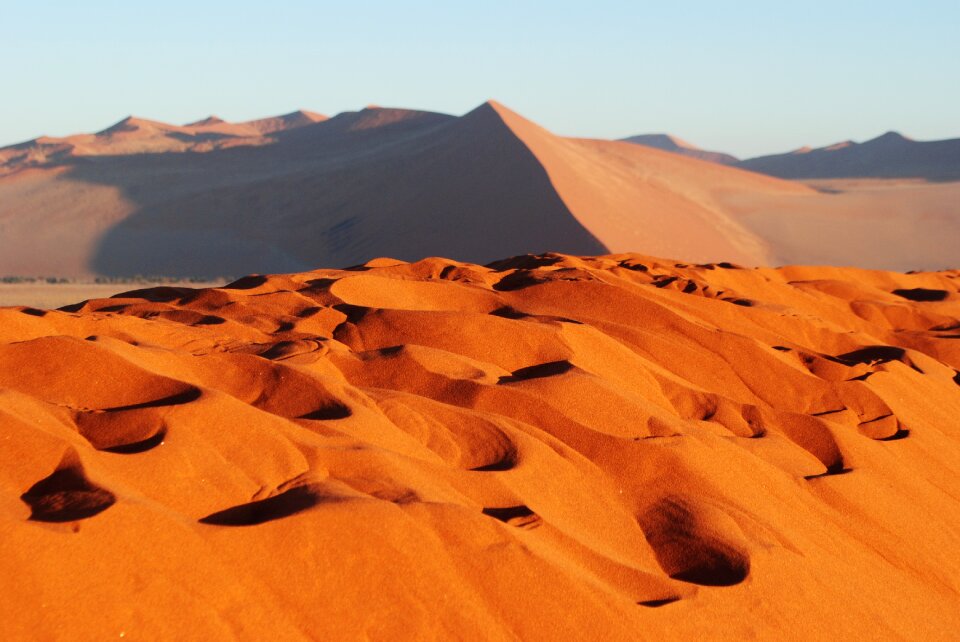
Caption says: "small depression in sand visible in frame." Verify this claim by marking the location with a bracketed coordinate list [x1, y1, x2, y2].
[1, 252, 959, 639]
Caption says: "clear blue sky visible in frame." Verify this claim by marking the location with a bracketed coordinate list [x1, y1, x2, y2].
[2, 0, 957, 157]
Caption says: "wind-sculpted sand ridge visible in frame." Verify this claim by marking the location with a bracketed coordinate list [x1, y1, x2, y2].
[1, 253, 959, 639]
[4, 101, 955, 277]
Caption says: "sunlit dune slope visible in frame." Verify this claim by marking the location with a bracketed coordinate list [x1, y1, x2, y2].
[488, 101, 811, 264]
[1, 253, 958, 640]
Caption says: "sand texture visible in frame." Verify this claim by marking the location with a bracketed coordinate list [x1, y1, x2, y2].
[1, 253, 958, 640]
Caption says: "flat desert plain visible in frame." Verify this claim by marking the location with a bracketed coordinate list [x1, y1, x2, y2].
[727, 178, 960, 270]
[0, 282, 226, 310]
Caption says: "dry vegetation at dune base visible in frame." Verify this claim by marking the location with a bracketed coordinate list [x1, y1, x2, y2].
[1, 252, 959, 640]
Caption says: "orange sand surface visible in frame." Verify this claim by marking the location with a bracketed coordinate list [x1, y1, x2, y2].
[1, 253, 959, 639]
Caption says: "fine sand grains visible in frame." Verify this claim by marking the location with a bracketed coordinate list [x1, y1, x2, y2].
[1, 253, 959, 640]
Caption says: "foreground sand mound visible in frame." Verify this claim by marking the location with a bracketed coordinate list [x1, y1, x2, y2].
[1, 253, 959, 639]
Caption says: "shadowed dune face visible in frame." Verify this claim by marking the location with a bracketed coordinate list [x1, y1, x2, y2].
[2, 104, 607, 277]
[2, 101, 954, 277]
[736, 132, 960, 180]
[628, 130, 960, 182]
[2, 252, 959, 639]
[637, 496, 750, 586]
[20, 450, 116, 522]
[621, 133, 740, 165]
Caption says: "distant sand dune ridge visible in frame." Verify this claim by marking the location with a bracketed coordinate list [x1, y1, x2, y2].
[1, 101, 956, 277]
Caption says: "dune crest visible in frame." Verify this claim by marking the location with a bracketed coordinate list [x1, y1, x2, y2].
[737, 130, 960, 180]
[1, 252, 959, 639]
[0, 101, 957, 277]
[0, 109, 332, 171]
[621, 133, 740, 165]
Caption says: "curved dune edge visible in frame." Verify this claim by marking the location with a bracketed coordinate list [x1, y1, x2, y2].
[19, 101, 956, 279]
[485, 101, 811, 266]
[1, 252, 959, 639]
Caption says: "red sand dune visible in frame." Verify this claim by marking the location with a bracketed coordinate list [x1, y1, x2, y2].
[0, 109, 327, 170]
[1, 101, 956, 278]
[1, 252, 959, 639]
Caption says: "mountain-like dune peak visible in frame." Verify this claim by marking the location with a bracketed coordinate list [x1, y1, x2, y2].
[482, 101, 811, 265]
[97, 115, 179, 136]
[621, 133, 739, 165]
[0, 114, 276, 172]
[180, 116, 267, 139]
[242, 109, 328, 135]
[627, 133, 700, 151]
[0, 109, 334, 173]
[864, 130, 913, 146]
[185, 115, 228, 128]
[0, 100, 956, 276]
[1, 252, 958, 639]
[0, 116, 191, 173]
[329, 105, 453, 132]
[738, 130, 960, 179]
